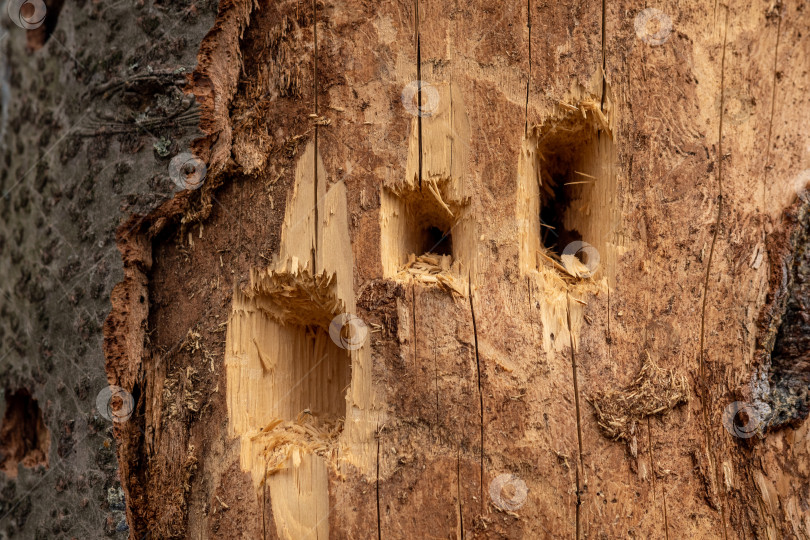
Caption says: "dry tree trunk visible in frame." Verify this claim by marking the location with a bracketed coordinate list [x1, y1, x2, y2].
[0, 0, 217, 537]
[97, 0, 810, 538]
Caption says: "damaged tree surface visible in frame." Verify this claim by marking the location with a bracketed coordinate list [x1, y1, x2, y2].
[1, 0, 810, 539]
[0, 390, 50, 478]
[767, 199, 810, 429]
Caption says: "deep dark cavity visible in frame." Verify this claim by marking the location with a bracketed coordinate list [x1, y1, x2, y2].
[540, 180, 582, 256]
[25, 0, 65, 51]
[535, 118, 595, 257]
[422, 225, 452, 256]
[0, 389, 50, 477]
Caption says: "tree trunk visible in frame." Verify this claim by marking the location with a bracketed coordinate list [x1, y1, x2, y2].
[0, 0, 216, 538]
[3, 0, 810, 539]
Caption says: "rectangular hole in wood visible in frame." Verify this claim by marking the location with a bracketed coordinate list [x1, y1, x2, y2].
[518, 105, 616, 278]
[227, 274, 354, 437]
[537, 121, 599, 258]
[253, 315, 351, 424]
[381, 185, 473, 279]
[225, 270, 357, 495]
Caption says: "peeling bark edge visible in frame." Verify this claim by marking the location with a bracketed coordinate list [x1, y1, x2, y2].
[754, 193, 810, 432]
[101, 0, 256, 535]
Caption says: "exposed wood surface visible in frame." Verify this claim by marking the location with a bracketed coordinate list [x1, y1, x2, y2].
[98, 0, 810, 538]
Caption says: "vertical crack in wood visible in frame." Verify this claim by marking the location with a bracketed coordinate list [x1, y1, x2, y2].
[566, 294, 584, 540]
[450, 76, 454, 181]
[525, 0, 531, 136]
[763, 4, 782, 218]
[468, 276, 484, 509]
[415, 0, 423, 189]
[434, 333, 440, 437]
[600, 0, 607, 111]
[607, 284, 612, 363]
[647, 419, 657, 500]
[526, 277, 538, 356]
[412, 284, 418, 365]
[647, 417, 669, 539]
[376, 424, 382, 540]
[698, 6, 729, 539]
[312, 0, 320, 270]
[453, 446, 464, 539]
[262, 458, 268, 540]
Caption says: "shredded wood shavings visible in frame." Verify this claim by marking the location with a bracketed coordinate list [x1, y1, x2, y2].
[181, 328, 203, 353]
[590, 352, 689, 443]
[560, 254, 593, 279]
[578, 99, 611, 135]
[425, 178, 454, 218]
[554, 99, 611, 136]
[255, 412, 343, 480]
[557, 100, 579, 113]
[246, 257, 344, 328]
[397, 253, 465, 296]
[537, 249, 595, 281]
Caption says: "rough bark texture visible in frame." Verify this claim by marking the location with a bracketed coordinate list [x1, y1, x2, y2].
[0, 0, 215, 537]
[1, 0, 809, 539]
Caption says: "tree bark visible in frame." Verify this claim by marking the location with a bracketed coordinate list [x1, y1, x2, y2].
[0, 0, 216, 538]
[2, 0, 810, 539]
